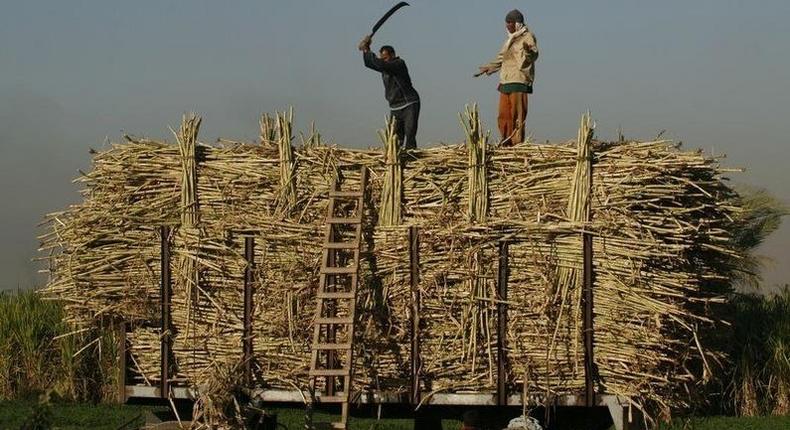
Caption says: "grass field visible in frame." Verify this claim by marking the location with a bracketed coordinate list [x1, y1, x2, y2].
[1, 401, 789, 430]
[657, 415, 790, 430]
[0, 399, 165, 430]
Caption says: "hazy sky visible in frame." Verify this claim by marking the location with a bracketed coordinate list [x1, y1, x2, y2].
[1, 1, 788, 292]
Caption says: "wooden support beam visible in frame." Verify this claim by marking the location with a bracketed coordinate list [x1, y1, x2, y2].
[409, 226, 421, 406]
[243, 236, 255, 385]
[583, 232, 595, 407]
[497, 240, 509, 406]
[582, 117, 596, 408]
[160, 226, 171, 399]
[117, 321, 127, 404]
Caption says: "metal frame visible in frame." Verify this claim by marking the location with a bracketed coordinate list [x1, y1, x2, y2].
[243, 236, 255, 385]
[497, 240, 509, 406]
[123, 386, 622, 407]
[122, 386, 637, 430]
[582, 135, 597, 407]
[125, 230, 601, 405]
[408, 226, 421, 406]
[121, 222, 616, 421]
[117, 321, 128, 404]
[159, 225, 172, 399]
[583, 232, 595, 407]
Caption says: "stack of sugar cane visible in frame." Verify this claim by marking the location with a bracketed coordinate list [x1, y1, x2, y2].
[41, 106, 743, 424]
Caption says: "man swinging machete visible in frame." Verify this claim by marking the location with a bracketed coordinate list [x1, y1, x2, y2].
[358, 2, 421, 150]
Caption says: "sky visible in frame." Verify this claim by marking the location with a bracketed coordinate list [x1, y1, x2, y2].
[1, 0, 788, 293]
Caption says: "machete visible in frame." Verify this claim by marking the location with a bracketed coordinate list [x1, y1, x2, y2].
[369, 2, 410, 37]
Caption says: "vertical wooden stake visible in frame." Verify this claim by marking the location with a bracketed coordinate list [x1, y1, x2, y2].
[409, 226, 421, 406]
[497, 241, 509, 406]
[243, 236, 255, 385]
[583, 233, 595, 407]
[117, 321, 127, 404]
[160, 226, 171, 399]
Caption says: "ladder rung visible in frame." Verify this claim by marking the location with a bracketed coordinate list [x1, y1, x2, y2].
[313, 343, 352, 350]
[317, 291, 356, 299]
[310, 369, 350, 377]
[318, 395, 350, 403]
[325, 241, 359, 249]
[321, 266, 357, 274]
[315, 317, 353, 324]
[327, 217, 361, 224]
[329, 191, 363, 198]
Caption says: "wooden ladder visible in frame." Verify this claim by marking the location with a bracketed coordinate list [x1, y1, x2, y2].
[308, 166, 368, 430]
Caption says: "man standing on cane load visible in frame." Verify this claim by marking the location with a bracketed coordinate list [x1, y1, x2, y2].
[358, 35, 421, 149]
[476, 9, 539, 145]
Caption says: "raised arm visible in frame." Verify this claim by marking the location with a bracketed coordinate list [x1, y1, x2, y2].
[363, 52, 406, 74]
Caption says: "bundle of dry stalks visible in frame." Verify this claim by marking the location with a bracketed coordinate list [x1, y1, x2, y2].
[378, 117, 401, 227]
[41, 106, 743, 425]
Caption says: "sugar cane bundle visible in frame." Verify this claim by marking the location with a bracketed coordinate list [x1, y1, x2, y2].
[40, 109, 746, 425]
[379, 117, 402, 227]
[460, 103, 490, 223]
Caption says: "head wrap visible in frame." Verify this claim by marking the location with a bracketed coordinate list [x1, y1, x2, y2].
[505, 9, 524, 23]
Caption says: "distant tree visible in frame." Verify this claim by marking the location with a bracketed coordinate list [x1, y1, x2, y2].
[729, 186, 788, 289]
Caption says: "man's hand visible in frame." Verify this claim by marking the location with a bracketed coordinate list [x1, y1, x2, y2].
[358, 34, 372, 52]
[474, 66, 493, 77]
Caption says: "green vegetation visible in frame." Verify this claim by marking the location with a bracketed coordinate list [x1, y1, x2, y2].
[279, 406, 461, 429]
[0, 290, 64, 399]
[658, 415, 790, 430]
[724, 288, 790, 416]
[729, 186, 789, 289]
[0, 290, 120, 403]
[694, 186, 790, 417]
[2, 401, 788, 430]
[0, 399, 162, 430]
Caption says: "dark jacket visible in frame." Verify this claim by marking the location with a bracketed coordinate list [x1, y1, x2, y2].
[363, 52, 420, 109]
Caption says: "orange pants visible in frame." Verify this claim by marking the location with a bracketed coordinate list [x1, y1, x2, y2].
[497, 91, 529, 145]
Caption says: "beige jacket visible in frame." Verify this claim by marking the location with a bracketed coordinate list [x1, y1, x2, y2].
[483, 26, 539, 85]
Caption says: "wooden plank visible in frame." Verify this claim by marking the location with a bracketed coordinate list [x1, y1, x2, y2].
[159, 226, 171, 400]
[117, 321, 127, 404]
[583, 121, 596, 408]
[127, 385, 622, 407]
[325, 241, 359, 249]
[310, 369, 350, 377]
[317, 292, 356, 299]
[321, 266, 358, 274]
[315, 317, 354, 324]
[329, 191, 364, 198]
[497, 240, 509, 407]
[583, 232, 596, 407]
[408, 225, 421, 406]
[312, 343, 353, 350]
[125, 385, 626, 408]
[326, 217, 362, 224]
[243, 236, 255, 385]
[317, 395, 350, 403]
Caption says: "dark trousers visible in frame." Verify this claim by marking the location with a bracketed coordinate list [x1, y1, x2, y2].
[391, 102, 420, 150]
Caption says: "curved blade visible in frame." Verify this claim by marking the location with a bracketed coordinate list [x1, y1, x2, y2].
[370, 2, 410, 36]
